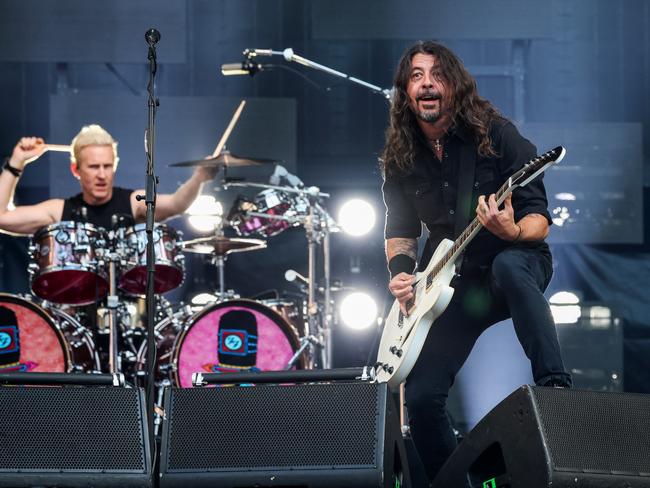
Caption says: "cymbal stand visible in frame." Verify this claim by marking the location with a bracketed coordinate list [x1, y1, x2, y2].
[224, 180, 337, 368]
[322, 212, 333, 368]
[303, 195, 338, 369]
[212, 254, 226, 300]
[304, 204, 320, 366]
[207, 226, 229, 302]
[105, 250, 121, 374]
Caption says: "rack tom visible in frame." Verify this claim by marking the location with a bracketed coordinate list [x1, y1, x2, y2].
[117, 223, 184, 295]
[29, 221, 108, 305]
[230, 189, 300, 237]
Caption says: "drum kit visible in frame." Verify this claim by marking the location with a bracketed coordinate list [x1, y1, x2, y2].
[0, 151, 339, 414]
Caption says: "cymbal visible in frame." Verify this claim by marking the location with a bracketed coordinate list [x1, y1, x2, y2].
[170, 150, 278, 168]
[183, 235, 266, 256]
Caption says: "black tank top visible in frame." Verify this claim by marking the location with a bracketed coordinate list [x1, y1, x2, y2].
[61, 187, 135, 229]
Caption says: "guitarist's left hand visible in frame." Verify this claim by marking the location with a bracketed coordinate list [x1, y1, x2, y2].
[476, 193, 520, 241]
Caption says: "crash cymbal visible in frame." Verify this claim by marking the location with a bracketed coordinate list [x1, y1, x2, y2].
[170, 150, 278, 168]
[183, 235, 266, 256]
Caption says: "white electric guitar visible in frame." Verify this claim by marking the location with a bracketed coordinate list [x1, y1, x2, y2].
[376, 146, 566, 387]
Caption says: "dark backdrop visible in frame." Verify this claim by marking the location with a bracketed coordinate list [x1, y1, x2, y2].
[1, 0, 649, 426]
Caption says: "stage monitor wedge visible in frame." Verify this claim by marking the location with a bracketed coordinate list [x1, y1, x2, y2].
[432, 385, 650, 488]
[160, 381, 410, 488]
[0, 386, 152, 488]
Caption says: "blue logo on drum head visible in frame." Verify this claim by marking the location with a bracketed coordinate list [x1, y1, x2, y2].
[224, 334, 243, 351]
[0, 331, 11, 349]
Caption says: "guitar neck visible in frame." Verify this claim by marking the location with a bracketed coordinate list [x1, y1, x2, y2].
[423, 145, 565, 286]
[426, 179, 513, 280]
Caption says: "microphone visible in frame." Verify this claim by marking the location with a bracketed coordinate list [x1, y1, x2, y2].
[285, 171, 303, 188]
[243, 48, 274, 57]
[221, 59, 263, 76]
[269, 164, 303, 188]
[269, 165, 288, 185]
[145, 28, 161, 47]
[285, 269, 309, 285]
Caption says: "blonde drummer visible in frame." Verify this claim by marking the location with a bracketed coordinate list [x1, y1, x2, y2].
[0, 124, 215, 234]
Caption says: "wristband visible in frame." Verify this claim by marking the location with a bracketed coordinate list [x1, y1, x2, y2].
[388, 254, 416, 279]
[2, 157, 22, 177]
[512, 224, 522, 242]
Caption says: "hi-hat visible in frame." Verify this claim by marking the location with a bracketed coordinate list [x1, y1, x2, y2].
[183, 235, 266, 256]
[170, 150, 278, 168]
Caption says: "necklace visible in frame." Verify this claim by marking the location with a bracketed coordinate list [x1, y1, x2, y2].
[433, 139, 442, 151]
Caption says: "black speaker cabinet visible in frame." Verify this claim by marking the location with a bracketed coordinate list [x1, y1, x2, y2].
[0, 386, 152, 488]
[432, 386, 650, 488]
[160, 381, 410, 488]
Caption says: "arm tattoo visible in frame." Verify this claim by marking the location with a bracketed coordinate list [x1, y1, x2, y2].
[385, 237, 418, 262]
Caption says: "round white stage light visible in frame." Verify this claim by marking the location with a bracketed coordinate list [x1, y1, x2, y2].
[549, 291, 580, 305]
[549, 291, 581, 324]
[338, 199, 376, 237]
[339, 292, 378, 330]
[186, 195, 223, 233]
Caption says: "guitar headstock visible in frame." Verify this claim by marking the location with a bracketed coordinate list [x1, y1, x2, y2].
[511, 146, 566, 188]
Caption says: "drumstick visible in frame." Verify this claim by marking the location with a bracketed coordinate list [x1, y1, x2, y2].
[212, 100, 246, 158]
[44, 144, 72, 153]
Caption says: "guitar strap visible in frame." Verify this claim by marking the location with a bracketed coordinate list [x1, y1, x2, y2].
[453, 141, 477, 275]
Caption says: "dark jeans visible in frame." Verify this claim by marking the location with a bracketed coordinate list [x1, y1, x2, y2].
[404, 245, 572, 484]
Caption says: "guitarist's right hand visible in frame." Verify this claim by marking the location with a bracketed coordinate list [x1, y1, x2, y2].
[389, 273, 415, 317]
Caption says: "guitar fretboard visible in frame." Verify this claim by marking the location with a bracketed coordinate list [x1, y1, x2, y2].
[424, 149, 560, 289]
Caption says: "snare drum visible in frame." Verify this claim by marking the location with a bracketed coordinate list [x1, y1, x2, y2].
[118, 223, 184, 295]
[0, 293, 99, 373]
[136, 299, 305, 388]
[230, 189, 300, 237]
[30, 221, 108, 305]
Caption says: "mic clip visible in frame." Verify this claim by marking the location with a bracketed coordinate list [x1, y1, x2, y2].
[243, 58, 261, 76]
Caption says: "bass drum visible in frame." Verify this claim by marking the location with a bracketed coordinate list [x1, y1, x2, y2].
[0, 293, 100, 373]
[136, 299, 305, 388]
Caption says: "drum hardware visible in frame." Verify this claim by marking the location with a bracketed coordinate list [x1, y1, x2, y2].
[183, 232, 266, 300]
[286, 334, 320, 370]
[106, 252, 121, 375]
[153, 378, 171, 436]
[224, 179, 339, 369]
[27, 218, 187, 378]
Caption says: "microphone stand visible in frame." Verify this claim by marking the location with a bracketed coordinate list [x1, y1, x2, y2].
[139, 27, 160, 475]
[244, 48, 392, 100]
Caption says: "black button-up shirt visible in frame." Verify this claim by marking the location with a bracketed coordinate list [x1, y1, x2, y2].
[382, 120, 552, 271]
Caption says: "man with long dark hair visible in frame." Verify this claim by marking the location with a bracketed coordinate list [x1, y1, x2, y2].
[381, 41, 571, 484]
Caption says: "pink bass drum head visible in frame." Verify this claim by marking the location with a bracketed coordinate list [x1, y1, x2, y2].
[172, 299, 304, 387]
[0, 293, 69, 372]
